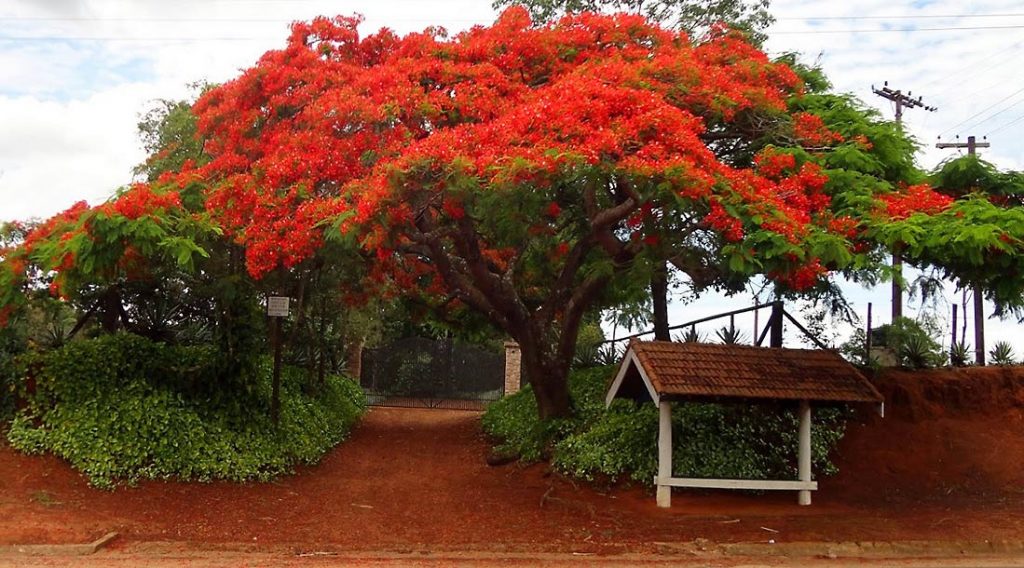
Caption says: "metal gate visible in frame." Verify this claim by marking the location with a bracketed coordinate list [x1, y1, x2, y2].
[360, 337, 505, 410]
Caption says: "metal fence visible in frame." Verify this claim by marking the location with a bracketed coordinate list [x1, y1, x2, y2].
[360, 336, 505, 410]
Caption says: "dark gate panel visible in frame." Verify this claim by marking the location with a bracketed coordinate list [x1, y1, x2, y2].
[360, 337, 504, 410]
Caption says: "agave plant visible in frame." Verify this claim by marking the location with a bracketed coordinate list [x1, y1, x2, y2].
[572, 342, 601, 369]
[989, 341, 1016, 366]
[950, 341, 972, 367]
[899, 334, 941, 369]
[674, 326, 704, 343]
[715, 326, 749, 345]
[596, 343, 626, 366]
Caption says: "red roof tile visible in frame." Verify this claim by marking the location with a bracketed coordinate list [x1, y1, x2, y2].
[621, 341, 882, 403]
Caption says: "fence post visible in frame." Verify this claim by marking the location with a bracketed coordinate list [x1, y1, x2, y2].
[503, 341, 522, 396]
[769, 301, 784, 348]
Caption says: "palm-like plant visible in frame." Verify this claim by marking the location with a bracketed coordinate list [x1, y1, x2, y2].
[950, 341, 972, 367]
[715, 326, 748, 345]
[989, 341, 1016, 366]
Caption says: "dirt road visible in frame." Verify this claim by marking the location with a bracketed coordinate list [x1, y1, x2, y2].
[2, 406, 1024, 553]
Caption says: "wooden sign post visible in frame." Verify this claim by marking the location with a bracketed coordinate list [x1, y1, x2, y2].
[267, 296, 290, 424]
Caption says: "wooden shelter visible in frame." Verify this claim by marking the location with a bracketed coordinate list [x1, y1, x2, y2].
[606, 341, 883, 508]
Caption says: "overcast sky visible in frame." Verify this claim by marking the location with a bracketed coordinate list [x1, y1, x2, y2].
[2, 0, 1023, 351]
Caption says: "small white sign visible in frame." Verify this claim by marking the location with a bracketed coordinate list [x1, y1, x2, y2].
[267, 296, 290, 317]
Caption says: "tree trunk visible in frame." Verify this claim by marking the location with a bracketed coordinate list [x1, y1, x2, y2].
[651, 261, 670, 341]
[345, 336, 365, 380]
[518, 339, 572, 420]
[99, 287, 123, 333]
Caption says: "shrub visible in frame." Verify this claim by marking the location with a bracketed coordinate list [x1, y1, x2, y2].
[950, 341, 972, 367]
[714, 326, 748, 345]
[674, 327, 704, 343]
[7, 333, 365, 488]
[989, 341, 1016, 366]
[841, 317, 946, 369]
[483, 366, 850, 486]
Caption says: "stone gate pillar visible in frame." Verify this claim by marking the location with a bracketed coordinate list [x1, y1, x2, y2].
[503, 341, 522, 395]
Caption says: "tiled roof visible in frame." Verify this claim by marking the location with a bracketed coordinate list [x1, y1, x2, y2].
[624, 341, 882, 403]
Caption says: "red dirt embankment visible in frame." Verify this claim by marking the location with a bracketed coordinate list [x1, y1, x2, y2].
[0, 365, 1023, 551]
[831, 365, 1024, 502]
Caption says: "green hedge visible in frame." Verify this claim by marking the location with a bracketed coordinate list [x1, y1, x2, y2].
[7, 333, 365, 488]
[483, 366, 849, 485]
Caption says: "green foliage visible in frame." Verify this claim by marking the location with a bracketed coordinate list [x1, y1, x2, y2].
[930, 154, 1024, 203]
[6, 334, 365, 488]
[714, 325, 748, 345]
[842, 317, 946, 369]
[674, 326, 704, 343]
[483, 366, 849, 485]
[989, 341, 1016, 366]
[135, 86, 213, 181]
[950, 341, 972, 367]
[493, 0, 775, 43]
[838, 327, 878, 369]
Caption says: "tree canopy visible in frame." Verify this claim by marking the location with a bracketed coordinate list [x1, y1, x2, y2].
[5, 8, 1024, 418]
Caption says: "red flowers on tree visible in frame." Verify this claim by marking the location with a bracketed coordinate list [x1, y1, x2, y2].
[7, 8, 1007, 418]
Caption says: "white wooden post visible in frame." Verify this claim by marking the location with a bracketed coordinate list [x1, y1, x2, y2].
[656, 400, 673, 508]
[798, 399, 812, 506]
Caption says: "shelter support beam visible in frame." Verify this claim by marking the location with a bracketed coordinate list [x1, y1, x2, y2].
[657, 400, 672, 508]
[798, 399, 812, 506]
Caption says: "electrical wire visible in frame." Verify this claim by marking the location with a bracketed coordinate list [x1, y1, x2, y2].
[771, 24, 1024, 34]
[777, 13, 1024, 20]
[939, 85, 1024, 136]
[986, 113, 1024, 136]
[917, 40, 1024, 90]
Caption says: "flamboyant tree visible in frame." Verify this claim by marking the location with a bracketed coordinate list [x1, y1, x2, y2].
[497, 0, 776, 340]
[5, 9, 1024, 419]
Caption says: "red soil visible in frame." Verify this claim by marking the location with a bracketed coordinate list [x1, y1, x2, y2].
[1, 366, 1023, 552]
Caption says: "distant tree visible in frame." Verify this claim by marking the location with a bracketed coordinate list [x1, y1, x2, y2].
[927, 154, 1024, 363]
[492, 0, 774, 43]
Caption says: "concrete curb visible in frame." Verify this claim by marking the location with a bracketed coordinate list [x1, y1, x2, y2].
[6, 532, 118, 556]
[654, 539, 1024, 558]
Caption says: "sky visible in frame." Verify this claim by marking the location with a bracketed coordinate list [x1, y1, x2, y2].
[1, 0, 1023, 353]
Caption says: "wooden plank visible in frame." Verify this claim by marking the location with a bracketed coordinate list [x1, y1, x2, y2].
[658, 477, 818, 491]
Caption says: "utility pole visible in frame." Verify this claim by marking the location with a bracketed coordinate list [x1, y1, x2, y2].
[871, 82, 937, 323]
[936, 134, 991, 365]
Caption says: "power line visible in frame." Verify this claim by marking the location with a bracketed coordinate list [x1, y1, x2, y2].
[0, 36, 276, 42]
[5, 11, 1024, 24]
[0, 15, 485, 24]
[777, 13, 1024, 21]
[5, 23, 1023, 43]
[986, 113, 1024, 136]
[939, 85, 1024, 136]
[771, 24, 1024, 35]
[962, 97, 1024, 132]
[918, 40, 1024, 90]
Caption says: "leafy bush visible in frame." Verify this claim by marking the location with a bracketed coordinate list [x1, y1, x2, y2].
[7, 334, 365, 488]
[483, 366, 850, 486]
